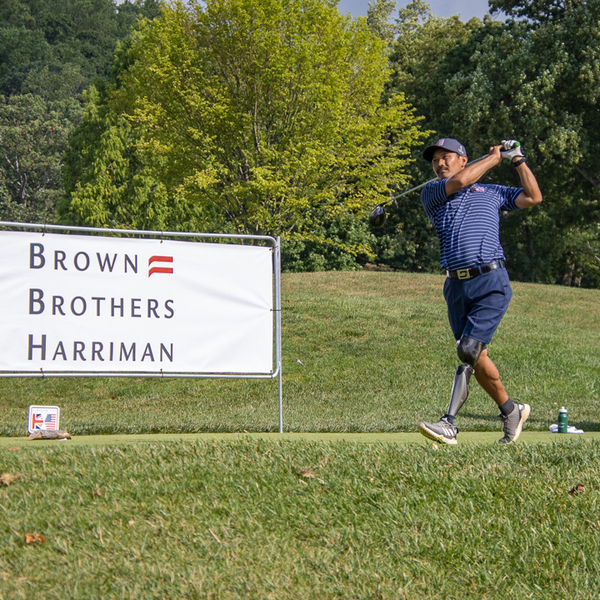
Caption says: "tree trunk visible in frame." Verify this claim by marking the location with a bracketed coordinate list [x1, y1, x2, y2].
[575, 164, 600, 189]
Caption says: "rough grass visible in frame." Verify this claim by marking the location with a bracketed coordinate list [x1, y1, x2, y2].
[0, 272, 598, 436]
[2, 438, 600, 599]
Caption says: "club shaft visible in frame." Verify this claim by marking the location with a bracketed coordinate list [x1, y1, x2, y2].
[385, 154, 489, 205]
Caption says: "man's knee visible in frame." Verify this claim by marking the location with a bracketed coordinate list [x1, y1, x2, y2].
[456, 336, 484, 367]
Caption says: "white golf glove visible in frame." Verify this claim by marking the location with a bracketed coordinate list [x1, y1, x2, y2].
[501, 139, 524, 161]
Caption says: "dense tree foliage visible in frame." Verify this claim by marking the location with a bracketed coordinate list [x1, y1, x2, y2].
[0, 93, 82, 223]
[366, 0, 398, 45]
[61, 0, 427, 266]
[0, 0, 160, 223]
[0, 0, 161, 96]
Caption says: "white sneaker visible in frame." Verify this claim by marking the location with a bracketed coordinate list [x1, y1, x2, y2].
[418, 417, 458, 445]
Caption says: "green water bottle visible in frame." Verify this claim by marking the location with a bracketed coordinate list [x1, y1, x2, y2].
[558, 407, 568, 433]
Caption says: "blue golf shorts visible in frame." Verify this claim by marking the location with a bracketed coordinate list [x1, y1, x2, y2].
[443, 267, 513, 344]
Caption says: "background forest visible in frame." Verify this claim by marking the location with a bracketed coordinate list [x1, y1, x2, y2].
[1, 0, 599, 287]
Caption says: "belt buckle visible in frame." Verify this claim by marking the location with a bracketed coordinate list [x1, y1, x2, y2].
[456, 268, 470, 280]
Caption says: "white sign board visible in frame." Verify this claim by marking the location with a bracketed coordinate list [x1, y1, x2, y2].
[0, 231, 274, 375]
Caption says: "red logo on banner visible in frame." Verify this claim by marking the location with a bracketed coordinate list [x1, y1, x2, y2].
[148, 256, 173, 277]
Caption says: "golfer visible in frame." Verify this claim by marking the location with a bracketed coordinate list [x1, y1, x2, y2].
[417, 138, 542, 444]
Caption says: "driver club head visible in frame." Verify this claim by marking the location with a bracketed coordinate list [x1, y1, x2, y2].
[369, 204, 387, 228]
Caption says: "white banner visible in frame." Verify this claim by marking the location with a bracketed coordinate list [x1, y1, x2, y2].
[0, 231, 274, 374]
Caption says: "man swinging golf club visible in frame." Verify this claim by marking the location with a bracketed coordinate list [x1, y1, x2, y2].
[418, 138, 543, 444]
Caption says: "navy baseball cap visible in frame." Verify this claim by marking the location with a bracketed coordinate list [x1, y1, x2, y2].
[423, 138, 467, 162]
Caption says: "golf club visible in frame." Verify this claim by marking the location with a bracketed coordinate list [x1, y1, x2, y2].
[368, 142, 519, 228]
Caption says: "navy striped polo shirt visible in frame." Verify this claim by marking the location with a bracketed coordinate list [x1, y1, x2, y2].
[420, 179, 522, 270]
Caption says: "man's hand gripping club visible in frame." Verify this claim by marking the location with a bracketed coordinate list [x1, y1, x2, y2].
[501, 140, 524, 163]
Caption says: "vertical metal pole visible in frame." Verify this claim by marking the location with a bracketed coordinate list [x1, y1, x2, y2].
[274, 236, 283, 433]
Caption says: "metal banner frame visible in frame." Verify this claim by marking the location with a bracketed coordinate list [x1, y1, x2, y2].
[0, 222, 284, 432]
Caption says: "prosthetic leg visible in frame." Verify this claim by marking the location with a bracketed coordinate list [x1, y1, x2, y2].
[443, 336, 484, 422]
[418, 336, 485, 444]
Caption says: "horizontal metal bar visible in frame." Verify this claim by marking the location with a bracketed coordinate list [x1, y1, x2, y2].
[0, 221, 277, 246]
[0, 370, 279, 379]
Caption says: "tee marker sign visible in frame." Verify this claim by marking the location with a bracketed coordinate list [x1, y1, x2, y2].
[28, 405, 60, 433]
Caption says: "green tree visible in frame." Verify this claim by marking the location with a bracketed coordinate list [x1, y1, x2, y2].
[0, 0, 162, 96]
[0, 93, 83, 223]
[60, 84, 174, 231]
[373, 2, 481, 274]
[0, 0, 161, 224]
[387, 0, 482, 107]
[62, 0, 427, 265]
[366, 0, 397, 45]
[488, 0, 580, 21]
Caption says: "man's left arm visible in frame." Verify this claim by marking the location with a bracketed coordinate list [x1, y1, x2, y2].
[501, 140, 543, 208]
[514, 161, 543, 208]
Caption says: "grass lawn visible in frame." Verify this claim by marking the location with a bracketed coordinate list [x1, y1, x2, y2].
[1, 272, 600, 598]
[2, 437, 600, 599]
